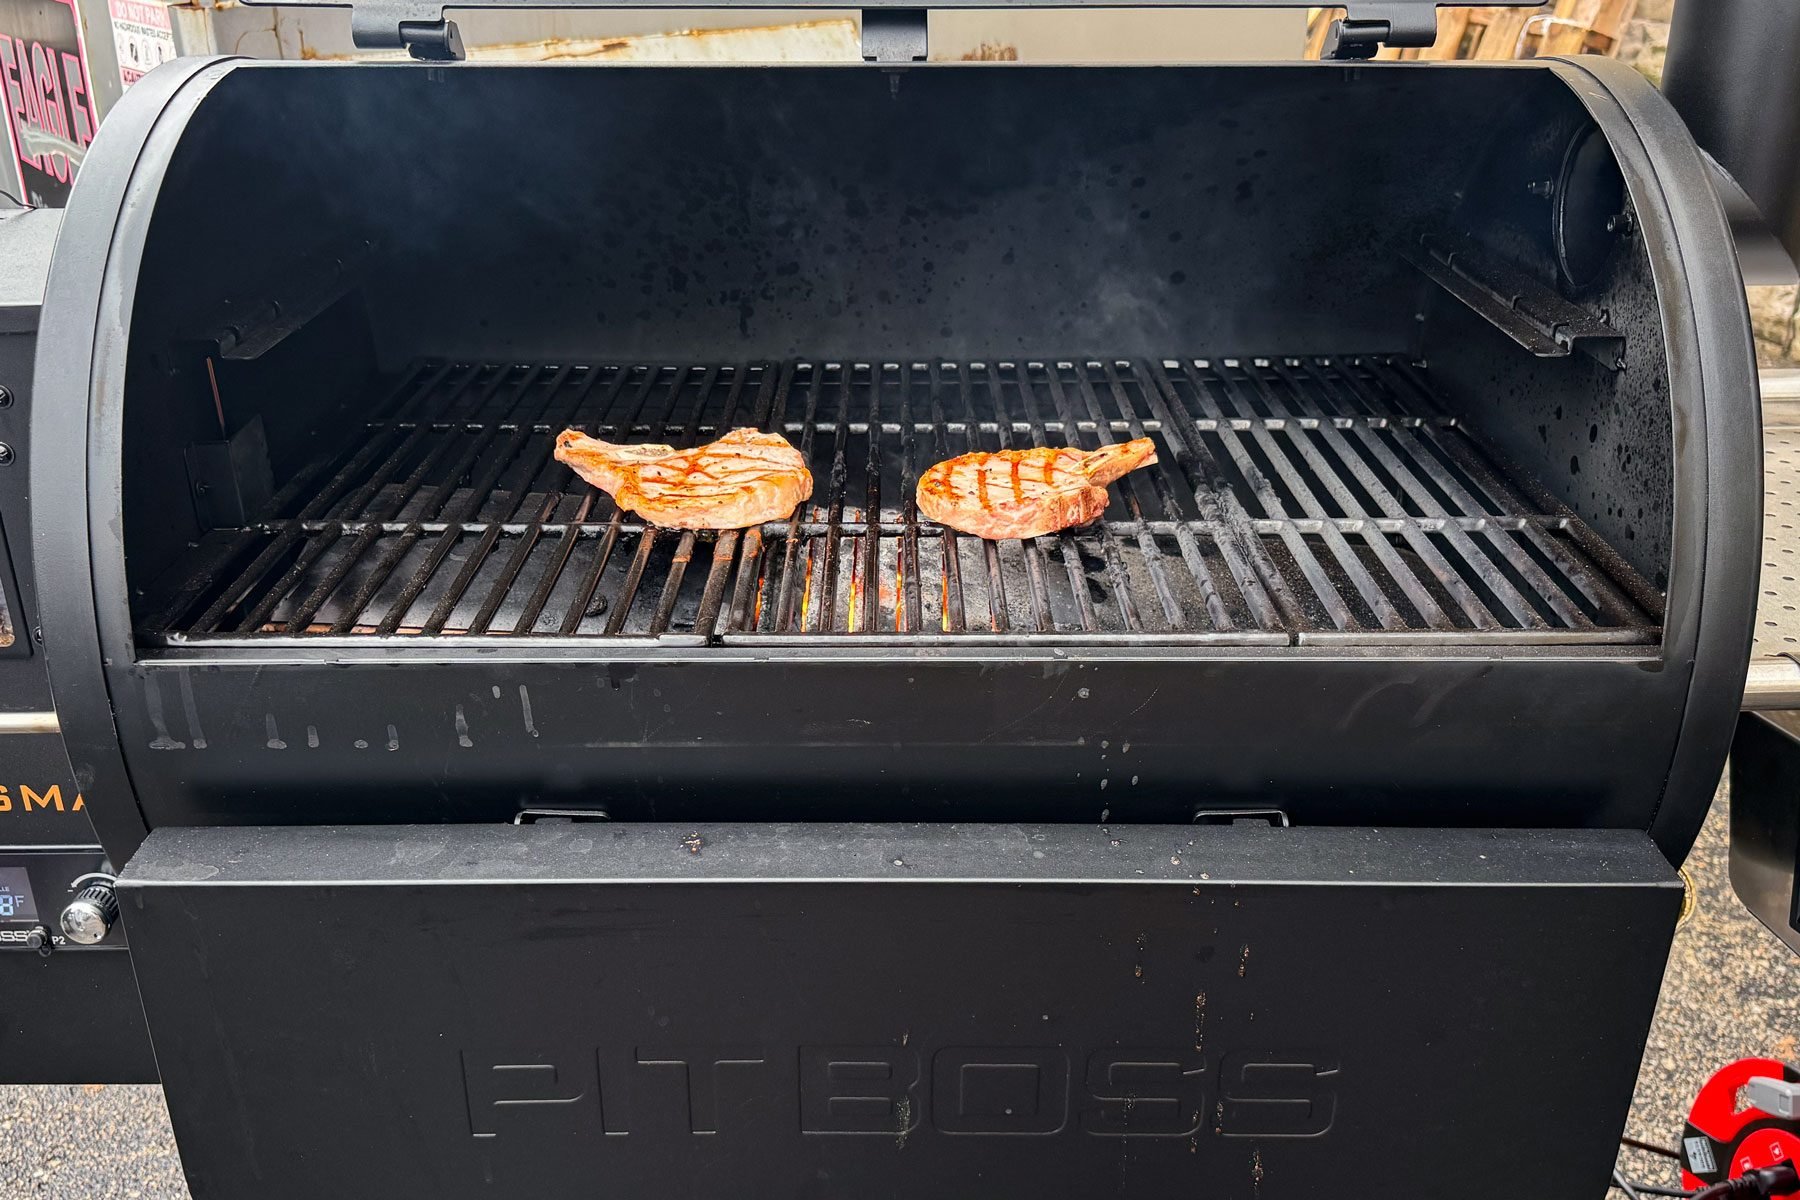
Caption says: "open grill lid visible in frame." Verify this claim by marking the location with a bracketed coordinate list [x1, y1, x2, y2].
[245, 0, 1543, 63]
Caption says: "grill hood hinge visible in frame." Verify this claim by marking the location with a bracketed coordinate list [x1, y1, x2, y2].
[349, 3, 466, 59]
[861, 9, 927, 63]
[1321, 3, 1440, 59]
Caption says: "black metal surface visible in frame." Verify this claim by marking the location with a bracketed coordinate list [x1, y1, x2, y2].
[1550, 58, 1761, 862]
[120, 821, 1680, 1200]
[0, 935, 158, 1083]
[1728, 711, 1800, 956]
[140, 354, 1659, 648]
[0, 212, 54, 691]
[1663, 0, 1800, 281]
[0, 845, 156, 1084]
[34, 57, 235, 863]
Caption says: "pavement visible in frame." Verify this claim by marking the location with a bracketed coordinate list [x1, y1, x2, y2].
[0, 784, 1795, 1198]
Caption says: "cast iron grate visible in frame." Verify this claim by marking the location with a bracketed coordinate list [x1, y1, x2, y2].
[141, 355, 1663, 647]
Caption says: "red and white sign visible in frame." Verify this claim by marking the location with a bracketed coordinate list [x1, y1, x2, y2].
[0, 0, 99, 206]
[108, 0, 172, 89]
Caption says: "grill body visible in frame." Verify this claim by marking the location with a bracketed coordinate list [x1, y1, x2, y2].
[19, 52, 1761, 1200]
[32, 59, 1756, 858]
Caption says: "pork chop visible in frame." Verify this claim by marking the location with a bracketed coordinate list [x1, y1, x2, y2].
[916, 438, 1159, 540]
[554, 427, 814, 530]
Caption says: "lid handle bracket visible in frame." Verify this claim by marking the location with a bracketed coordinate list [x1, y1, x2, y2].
[862, 9, 928, 63]
[349, 1, 467, 59]
[1322, 3, 1440, 59]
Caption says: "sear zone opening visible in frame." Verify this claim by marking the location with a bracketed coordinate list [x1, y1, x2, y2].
[139, 355, 1664, 648]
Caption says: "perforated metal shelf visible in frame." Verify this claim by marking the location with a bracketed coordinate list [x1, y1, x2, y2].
[1756, 426, 1800, 657]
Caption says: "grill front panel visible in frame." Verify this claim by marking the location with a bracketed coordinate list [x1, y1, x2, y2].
[141, 354, 1660, 649]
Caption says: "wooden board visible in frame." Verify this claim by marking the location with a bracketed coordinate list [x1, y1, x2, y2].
[1306, 2, 1639, 60]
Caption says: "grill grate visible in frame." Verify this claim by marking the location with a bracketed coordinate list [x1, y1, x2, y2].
[142, 356, 1663, 647]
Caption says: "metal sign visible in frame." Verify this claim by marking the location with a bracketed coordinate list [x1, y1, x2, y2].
[0, 0, 98, 205]
[107, 0, 172, 88]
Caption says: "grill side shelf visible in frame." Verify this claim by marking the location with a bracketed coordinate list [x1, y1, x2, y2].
[139, 355, 1661, 650]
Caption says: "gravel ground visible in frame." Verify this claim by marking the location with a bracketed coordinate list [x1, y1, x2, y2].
[1, 786, 1795, 1198]
[1615, 782, 1800, 1194]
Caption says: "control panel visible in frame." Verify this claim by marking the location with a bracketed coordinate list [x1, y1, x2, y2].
[0, 848, 122, 953]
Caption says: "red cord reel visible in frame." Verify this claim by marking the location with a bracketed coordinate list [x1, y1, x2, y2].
[1682, 1058, 1800, 1192]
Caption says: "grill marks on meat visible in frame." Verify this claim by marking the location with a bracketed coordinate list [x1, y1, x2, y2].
[554, 428, 814, 530]
[554, 426, 1153, 539]
[916, 439, 1159, 540]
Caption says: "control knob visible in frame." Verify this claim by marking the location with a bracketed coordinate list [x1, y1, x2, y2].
[59, 881, 119, 945]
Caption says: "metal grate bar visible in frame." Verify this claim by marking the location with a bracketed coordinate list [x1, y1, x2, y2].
[559, 511, 624, 638]
[373, 365, 620, 636]
[1325, 360, 1594, 629]
[1288, 359, 1550, 630]
[814, 366, 854, 634]
[858, 368, 885, 633]
[644, 366, 719, 637]
[1142, 361, 1299, 630]
[143, 355, 1661, 648]
[926, 365, 968, 633]
[738, 362, 796, 633]
[982, 363, 1055, 633]
[516, 492, 596, 635]
[307, 365, 576, 634]
[150, 360, 442, 633]
[1098, 361, 1235, 630]
[1239, 363, 1450, 630]
[1203, 363, 1406, 631]
[599, 366, 706, 636]
[950, 363, 1012, 634]
[1046, 365, 1139, 632]
[1009, 364, 1101, 633]
[772, 363, 824, 633]
[186, 363, 464, 633]
[1179, 361, 1360, 632]
[897, 363, 926, 634]
[229, 364, 520, 633]
[1262, 359, 1498, 631]
[1382, 357, 1654, 625]
[972, 361, 1051, 633]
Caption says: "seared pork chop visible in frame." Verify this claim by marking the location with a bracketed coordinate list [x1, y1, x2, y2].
[554, 427, 814, 530]
[916, 438, 1159, 540]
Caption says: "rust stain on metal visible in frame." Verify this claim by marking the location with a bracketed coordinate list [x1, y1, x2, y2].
[1194, 991, 1207, 1053]
[1238, 944, 1251, 977]
[305, 18, 860, 63]
[959, 41, 1019, 60]
[681, 832, 705, 855]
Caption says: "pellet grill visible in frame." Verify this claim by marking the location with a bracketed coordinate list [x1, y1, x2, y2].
[0, 0, 1779, 1196]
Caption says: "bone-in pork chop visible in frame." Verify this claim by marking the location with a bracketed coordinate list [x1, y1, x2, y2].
[554, 428, 814, 530]
[916, 438, 1159, 540]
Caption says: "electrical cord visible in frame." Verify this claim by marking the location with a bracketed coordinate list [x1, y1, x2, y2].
[1623, 1137, 1687, 1161]
[1612, 1179, 1695, 1198]
[1690, 1163, 1800, 1200]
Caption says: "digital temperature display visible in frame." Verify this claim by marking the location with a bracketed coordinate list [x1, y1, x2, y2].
[0, 868, 38, 922]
